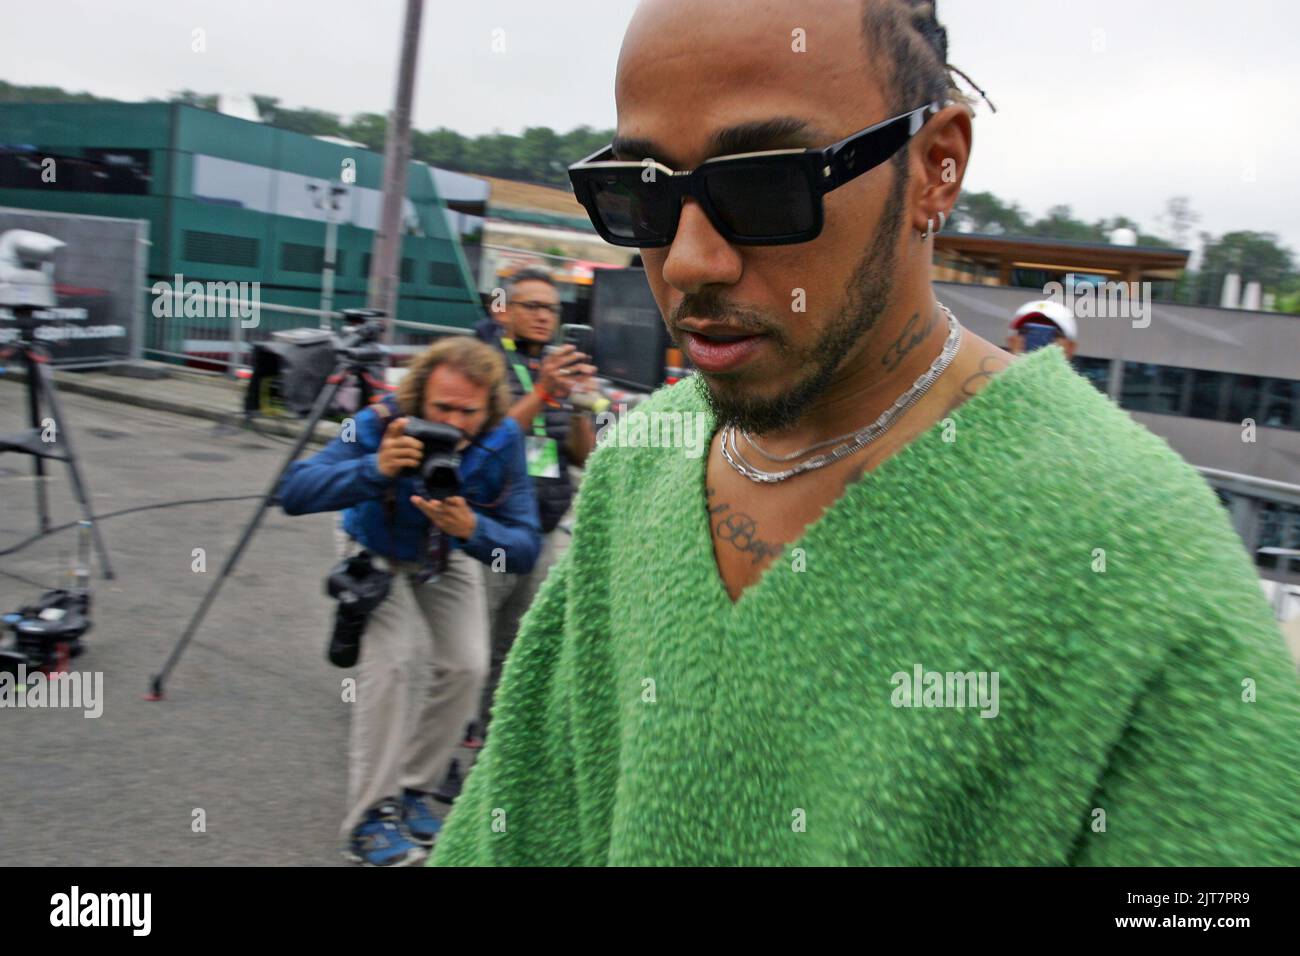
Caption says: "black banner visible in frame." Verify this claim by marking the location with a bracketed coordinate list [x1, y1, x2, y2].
[0, 292, 127, 365]
[4, 866, 1291, 941]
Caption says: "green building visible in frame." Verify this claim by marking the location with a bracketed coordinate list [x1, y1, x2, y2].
[0, 101, 483, 358]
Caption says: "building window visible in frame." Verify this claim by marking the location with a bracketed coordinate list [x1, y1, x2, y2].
[182, 230, 259, 268]
[1071, 356, 1111, 393]
[1010, 267, 1051, 290]
[192, 154, 273, 211]
[1120, 362, 1187, 414]
[1228, 375, 1263, 424]
[1120, 363, 1299, 432]
[281, 243, 322, 274]
[1260, 379, 1298, 429]
[1255, 501, 1300, 575]
[1187, 369, 1228, 421]
[279, 243, 344, 275]
[429, 260, 461, 288]
[0, 146, 152, 195]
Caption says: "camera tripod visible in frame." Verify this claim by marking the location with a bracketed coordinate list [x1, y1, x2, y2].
[0, 307, 114, 579]
[148, 309, 389, 700]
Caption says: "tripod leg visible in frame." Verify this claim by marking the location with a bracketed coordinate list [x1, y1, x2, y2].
[32, 361, 116, 580]
[149, 366, 350, 699]
[26, 351, 51, 533]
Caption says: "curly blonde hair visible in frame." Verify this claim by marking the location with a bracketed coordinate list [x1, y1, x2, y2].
[395, 335, 512, 431]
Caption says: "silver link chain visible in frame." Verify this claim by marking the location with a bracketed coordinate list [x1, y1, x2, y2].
[719, 302, 963, 483]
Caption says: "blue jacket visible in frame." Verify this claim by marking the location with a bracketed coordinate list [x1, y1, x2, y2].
[277, 396, 541, 573]
[474, 316, 504, 348]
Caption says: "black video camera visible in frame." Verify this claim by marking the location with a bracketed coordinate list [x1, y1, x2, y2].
[401, 418, 464, 501]
[336, 308, 388, 366]
[1, 588, 91, 674]
[324, 551, 393, 668]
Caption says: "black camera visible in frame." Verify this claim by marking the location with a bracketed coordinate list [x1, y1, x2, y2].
[335, 308, 388, 366]
[400, 419, 466, 584]
[1, 588, 91, 675]
[324, 551, 393, 668]
[402, 418, 463, 501]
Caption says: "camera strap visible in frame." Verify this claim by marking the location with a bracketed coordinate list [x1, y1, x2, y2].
[502, 338, 561, 480]
[502, 338, 549, 438]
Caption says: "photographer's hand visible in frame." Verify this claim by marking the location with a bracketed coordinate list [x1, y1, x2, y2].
[537, 344, 595, 401]
[377, 417, 425, 478]
[409, 495, 478, 540]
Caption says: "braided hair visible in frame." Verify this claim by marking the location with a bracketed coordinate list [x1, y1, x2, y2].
[861, 0, 994, 171]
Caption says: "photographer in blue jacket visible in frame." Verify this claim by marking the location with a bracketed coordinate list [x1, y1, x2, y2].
[278, 335, 540, 866]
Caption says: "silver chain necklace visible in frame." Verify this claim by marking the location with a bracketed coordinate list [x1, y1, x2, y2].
[719, 303, 963, 484]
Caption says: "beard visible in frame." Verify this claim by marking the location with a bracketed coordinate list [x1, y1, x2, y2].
[685, 166, 908, 435]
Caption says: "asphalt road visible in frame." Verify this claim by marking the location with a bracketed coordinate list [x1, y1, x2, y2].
[0, 380, 467, 865]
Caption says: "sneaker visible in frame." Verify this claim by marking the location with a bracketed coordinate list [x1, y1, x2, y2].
[343, 800, 427, 866]
[461, 720, 485, 750]
[434, 758, 464, 805]
[401, 789, 444, 846]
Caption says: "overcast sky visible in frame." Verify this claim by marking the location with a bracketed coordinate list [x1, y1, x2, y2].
[3, 0, 1297, 258]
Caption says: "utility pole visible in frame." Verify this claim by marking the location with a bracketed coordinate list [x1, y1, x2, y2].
[309, 182, 348, 329]
[367, 0, 424, 343]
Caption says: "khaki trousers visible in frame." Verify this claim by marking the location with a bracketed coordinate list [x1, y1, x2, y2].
[337, 529, 488, 840]
[478, 527, 566, 733]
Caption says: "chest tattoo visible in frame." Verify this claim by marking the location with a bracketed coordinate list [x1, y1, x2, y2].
[706, 486, 785, 565]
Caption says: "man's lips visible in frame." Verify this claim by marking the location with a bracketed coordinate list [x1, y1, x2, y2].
[679, 327, 767, 373]
[678, 321, 762, 339]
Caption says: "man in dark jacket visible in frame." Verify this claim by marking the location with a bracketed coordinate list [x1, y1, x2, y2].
[278, 336, 540, 866]
[468, 267, 597, 748]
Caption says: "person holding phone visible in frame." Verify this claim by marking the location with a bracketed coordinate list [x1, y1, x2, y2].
[1006, 299, 1078, 358]
[458, 267, 599, 763]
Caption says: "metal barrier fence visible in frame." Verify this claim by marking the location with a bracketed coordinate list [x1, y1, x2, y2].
[140, 286, 473, 377]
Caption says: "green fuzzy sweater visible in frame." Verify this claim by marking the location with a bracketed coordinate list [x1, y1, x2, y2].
[431, 345, 1300, 866]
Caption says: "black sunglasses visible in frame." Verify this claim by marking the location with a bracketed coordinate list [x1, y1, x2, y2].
[568, 102, 940, 248]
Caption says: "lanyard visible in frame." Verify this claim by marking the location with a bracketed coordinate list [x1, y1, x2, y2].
[502, 337, 548, 437]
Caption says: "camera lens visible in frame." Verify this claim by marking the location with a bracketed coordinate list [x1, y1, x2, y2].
[328, 605, 366, 668]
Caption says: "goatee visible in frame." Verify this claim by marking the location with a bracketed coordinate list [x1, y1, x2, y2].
[692, 167, 909, 435]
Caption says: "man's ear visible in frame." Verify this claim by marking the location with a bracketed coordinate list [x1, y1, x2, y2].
[913, 105, 972, 232]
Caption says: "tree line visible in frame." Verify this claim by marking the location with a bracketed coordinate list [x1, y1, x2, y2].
[2, 80, 1296, 312]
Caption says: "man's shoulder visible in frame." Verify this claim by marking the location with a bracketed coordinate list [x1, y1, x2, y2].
[569, 378, 710, 516]
[590, 377, 712, 466]
[988, 348, 1263, 616]
[601, 376, 710, 433]
[480, 415, 522, 451]
[986, 347, 1201, 497]
[347, 396, 398, 445]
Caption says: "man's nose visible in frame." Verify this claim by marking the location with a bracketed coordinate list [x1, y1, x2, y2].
[660, 199, 743, 294]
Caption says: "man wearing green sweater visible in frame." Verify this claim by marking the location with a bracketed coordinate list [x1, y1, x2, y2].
[430, 0, 1300, 866]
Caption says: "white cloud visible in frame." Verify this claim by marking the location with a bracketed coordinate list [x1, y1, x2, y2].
[2, 0, 1295, 257]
